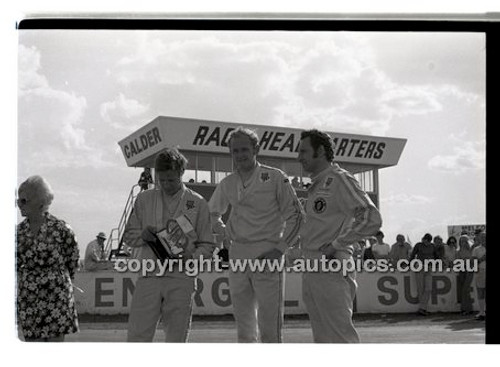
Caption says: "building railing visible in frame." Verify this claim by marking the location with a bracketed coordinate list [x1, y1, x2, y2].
[105, 184, 142, 260]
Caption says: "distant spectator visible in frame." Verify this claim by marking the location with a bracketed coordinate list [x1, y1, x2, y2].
[410, 233, 436, 316]
[372, 230, 390, 260]
[353, 239, 366, 262]
[443, 236, 458, 268]
[188, 178, 195, 183]
[433, 235, 446, 260]
[457, 235, 474, 316]
[291, 176, 300, 188]
[389, 234, 412, 264]
[138, 167, 153, 191]
[84, 232, 114, 271]
[471, 231, 486, 321]
[471, 229, 484, 251]
[363, 237, 376, 261]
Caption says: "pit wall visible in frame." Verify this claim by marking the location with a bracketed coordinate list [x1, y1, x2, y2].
[74, 270, 480, 315]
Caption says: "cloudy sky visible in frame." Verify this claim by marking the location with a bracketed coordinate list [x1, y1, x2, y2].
[16, 28, 486, 255]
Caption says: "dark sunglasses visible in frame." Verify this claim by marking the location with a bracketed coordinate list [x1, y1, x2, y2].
[17, 198, 29, 205]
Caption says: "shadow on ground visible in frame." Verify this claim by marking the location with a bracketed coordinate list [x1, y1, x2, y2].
[351, 312, 485, 331]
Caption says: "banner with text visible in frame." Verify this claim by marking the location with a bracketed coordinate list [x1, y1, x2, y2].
[74, 270, 479, 315]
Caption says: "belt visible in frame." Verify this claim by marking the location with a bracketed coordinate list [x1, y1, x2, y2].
[302, 249, 353, 260]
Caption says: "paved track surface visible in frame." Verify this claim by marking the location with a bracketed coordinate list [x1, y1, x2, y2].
[65, 313, 485, 343]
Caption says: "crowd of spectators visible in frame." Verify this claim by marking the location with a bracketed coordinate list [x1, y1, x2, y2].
[353, 228, 486, 320]
[353, 229, 484, 265]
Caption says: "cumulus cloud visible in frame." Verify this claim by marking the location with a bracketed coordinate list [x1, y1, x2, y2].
[114, 36, 285, 88]
[292, 39, 366, 109]
[438, 84, 485, 107]
[100, 93, 151, 129]
[109, 36, 293, 126]
[18, 44, 111, 169]
[428, 140, 485, 173]
[19, 86, 87, 148]
[363, 32, 485, 96]
[382, 85, 443, 116]
[381, 193, 433, 205]
[18, 45, 49, 91]
[102, 32, 481, 138]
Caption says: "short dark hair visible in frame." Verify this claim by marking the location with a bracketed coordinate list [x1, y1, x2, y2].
[446, 236, 457, 246]
[300, 129, 335, 162]
[422, 233, 433, 242]
[154, 148, 188, 174]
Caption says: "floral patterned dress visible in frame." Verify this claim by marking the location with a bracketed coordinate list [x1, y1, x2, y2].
[16, 212, 80, 339]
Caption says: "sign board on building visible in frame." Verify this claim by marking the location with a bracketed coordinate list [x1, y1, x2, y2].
[118, 116, 407, 168]
[447, 224, 486, 239]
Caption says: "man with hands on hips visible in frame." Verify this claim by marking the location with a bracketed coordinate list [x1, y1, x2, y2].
[297, 129, 382, 343]
[209, 127, 303, 343]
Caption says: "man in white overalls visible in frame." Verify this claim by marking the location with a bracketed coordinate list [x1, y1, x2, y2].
[297, 129, 382, 343]
[209, 127, 303, 343]
[123, 148, 215, 342]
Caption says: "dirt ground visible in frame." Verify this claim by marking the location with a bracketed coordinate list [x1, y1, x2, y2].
[65, 313, 485, 343]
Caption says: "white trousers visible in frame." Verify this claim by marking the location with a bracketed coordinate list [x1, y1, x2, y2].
[127, 276, 195, 342]
[302, 271, 360, 343]
[229, 242, 284, 343]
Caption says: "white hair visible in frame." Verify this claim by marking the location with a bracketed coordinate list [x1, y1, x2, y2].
[18, 175, 54, 213]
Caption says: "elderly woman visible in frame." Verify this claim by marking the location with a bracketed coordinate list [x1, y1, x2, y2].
[16, 175, 80, 341]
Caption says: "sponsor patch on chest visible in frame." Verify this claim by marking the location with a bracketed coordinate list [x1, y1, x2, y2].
[260, 172, 271, 183]
[185, 200, 195, 210]
[323, 176, 334, 188]
[313, 197, 327, 213]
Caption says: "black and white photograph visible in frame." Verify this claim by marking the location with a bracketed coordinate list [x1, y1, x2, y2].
[5, 2, 500, 365]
